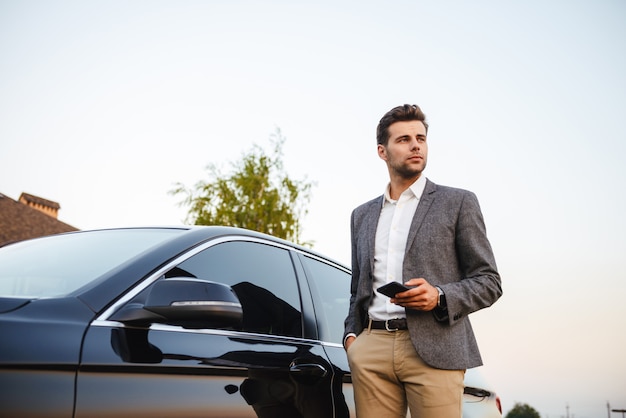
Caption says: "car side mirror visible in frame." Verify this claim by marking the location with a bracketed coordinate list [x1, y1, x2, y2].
[112, 278, 243, 329]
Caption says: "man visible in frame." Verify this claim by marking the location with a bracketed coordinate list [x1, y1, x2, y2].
[344, 104, 502, 418]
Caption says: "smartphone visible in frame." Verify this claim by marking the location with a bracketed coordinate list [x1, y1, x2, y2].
[376, 282, 411, 298]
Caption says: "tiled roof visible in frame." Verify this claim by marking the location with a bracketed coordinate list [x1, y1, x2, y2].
[0, 193, 79, 247]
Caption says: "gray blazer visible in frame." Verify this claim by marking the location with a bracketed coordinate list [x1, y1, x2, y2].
[344, 179, 502, 370]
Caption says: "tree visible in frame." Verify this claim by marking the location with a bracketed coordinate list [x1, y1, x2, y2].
[505, 402, 541, 418]
[171, 129, 314, 246]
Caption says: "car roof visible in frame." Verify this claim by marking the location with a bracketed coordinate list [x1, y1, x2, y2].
[69, 226, 347, 313]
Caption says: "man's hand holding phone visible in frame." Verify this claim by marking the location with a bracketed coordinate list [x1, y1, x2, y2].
[377, 278, 439, 311]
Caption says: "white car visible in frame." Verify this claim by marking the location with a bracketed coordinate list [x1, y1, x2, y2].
[462, 368, 503, 417]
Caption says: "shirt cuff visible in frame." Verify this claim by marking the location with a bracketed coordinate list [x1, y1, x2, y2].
[343, 332, 357, 348]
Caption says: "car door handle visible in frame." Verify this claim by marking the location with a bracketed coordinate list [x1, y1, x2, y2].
[289, 363, 328, 378]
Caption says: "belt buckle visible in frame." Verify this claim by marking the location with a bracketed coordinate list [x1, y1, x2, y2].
[385, 320, 399, 332]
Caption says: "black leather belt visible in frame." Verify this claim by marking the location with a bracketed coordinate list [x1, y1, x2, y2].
[370, 318, 408, 331]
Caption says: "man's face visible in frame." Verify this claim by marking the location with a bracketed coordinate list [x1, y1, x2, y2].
[378, 120, 428, 180]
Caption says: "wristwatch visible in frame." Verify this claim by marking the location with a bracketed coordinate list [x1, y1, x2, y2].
[436, 286, 446, 309]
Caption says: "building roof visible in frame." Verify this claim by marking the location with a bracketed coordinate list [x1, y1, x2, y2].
[0, 193, 79, 247]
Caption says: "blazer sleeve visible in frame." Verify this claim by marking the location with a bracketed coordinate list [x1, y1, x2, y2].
[442, 191, 502, 325]
[343, 198, 378, 339]
[344, 209, 358, 334]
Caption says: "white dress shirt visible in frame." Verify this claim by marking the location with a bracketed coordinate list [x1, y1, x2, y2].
[368, 175, 427, 321]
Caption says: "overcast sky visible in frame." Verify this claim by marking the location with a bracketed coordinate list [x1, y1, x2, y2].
[2, 1, 625, 416]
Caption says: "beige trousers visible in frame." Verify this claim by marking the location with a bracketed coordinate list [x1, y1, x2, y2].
[347, 328, 465, 418]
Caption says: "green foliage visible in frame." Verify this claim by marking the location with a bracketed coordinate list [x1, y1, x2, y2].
[171, 129, 314, 246]
[505, 402, 541, 418]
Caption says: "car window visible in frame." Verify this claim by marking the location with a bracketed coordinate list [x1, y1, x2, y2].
[171, 240, 303, 338]
[300, 256, 351, 345]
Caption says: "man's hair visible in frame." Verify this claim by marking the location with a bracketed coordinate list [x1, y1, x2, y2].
[376, 104, 429, 145]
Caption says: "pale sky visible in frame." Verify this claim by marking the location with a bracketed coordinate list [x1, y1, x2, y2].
[1, 1, 625, 416]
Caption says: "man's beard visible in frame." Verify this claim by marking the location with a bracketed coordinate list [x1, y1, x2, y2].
[391, 159, 427, 179]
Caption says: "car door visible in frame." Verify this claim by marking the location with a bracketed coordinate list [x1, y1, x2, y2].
[298, 254, 356, 417]
[76, 237, 342, 418]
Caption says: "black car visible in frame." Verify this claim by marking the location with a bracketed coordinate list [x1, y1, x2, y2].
[0, 226, 501, 417]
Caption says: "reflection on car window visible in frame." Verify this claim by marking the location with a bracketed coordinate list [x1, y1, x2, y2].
[301, 256, 350, 344]
[172, 241, 302, 338]
[0, 229, 185, 298]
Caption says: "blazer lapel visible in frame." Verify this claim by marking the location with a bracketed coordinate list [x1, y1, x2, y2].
[405, 180, 436, 257]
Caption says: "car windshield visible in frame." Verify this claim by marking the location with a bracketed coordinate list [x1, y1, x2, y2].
[0, 228, 186, 298]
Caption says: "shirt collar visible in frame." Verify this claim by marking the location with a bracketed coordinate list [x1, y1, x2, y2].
[382, 176, 427, 207]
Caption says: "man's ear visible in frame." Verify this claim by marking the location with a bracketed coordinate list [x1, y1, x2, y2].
[377, 144, 387, 161]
